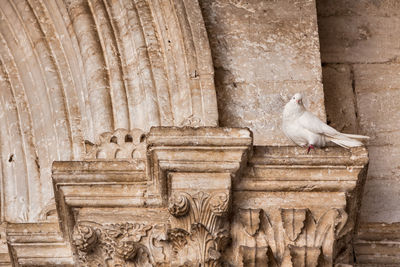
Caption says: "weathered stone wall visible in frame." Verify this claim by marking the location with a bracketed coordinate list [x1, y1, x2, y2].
[199, 0, 325, 145]
[317, 0, 400, 224]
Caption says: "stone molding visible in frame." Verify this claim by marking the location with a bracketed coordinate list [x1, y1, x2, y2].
[354, 222, 400, 266]
[5, 127, 368, 266]
[6, 223, 74, 266]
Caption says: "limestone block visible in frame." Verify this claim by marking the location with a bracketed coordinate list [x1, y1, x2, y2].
[366, 145, 400, 180]
[354, 64, 400, 137]
[200, 0, 325, 145]
[322, 64, 358, 133]
[360, 179, 400, 223]
[317, 0, 400, 19]
[318, 15, 400, 63]
[230, 146, 368, 266]
[52, 127, 252, 266]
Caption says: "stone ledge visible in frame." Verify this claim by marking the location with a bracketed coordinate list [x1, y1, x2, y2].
[236, 145, 368, 192]
[6, 223, 73, 267]
[355, 223, 400, 266]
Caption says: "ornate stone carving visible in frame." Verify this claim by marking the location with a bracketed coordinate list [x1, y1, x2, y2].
[168, 191, 231, 267]
[72, 225, 99, 252]
[230, 146, 368, 266]
[236, 208, 349, 266]
[85, 128, 146, 159]
[47, 129, 367, 266]
[238, 208, 261, 237]
[71, 222, 162, 267]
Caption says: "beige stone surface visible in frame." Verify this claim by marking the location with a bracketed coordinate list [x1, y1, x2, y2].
[322, 65, 358, 133]
[317, 0, 400, 63]
[359, 179, 400, 223]
[354, 64, 400, 138]
[317, 0, 400, 229]
[199, 0, 325, 145]
[351, 65, 400, 221]
[6, 223, 73, 266]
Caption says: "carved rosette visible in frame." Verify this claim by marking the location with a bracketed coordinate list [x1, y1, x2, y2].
[168, 191, 231, 267]
[71, 222, 164, 266]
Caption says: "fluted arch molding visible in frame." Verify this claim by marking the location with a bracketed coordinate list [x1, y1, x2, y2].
[0, 0, 218, 222]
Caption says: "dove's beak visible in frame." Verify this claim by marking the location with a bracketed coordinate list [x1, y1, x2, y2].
[297, 100, 302, 104]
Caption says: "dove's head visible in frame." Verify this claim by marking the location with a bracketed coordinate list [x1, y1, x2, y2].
[283, 93, 305, 118]
[290, 93, 303, 105]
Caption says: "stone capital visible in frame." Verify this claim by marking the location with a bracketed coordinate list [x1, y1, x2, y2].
[52, 127, 252, 266]
[6, 127, 368, 266]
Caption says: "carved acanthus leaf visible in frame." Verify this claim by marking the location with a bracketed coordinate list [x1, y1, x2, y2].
[168, 228, 189, 253]
[148, 224, 168, 264]
[72, 225, 99, 252]
[168, 191, 231, 266]
[288, 245, 321, 267]
[239, 209, 261, 237]
[281, 209, 308, 242]
[314, 209, 348, 247]
[238, 208, 350, 267]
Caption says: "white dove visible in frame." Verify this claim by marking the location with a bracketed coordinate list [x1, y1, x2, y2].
[282, 93, 369, 153]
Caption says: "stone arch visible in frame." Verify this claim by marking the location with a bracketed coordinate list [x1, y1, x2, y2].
[0, 0, 217, 222]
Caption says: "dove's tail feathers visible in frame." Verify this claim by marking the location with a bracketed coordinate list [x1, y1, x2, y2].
[329, 138, 364, 149]
[342, 133, 370, 140]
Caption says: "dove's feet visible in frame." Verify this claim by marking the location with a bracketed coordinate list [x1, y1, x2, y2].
[307, 145, 315, 154]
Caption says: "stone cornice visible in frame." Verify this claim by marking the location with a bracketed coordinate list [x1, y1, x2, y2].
[355, 222, 400, 265]
[237, 146, 368, 192]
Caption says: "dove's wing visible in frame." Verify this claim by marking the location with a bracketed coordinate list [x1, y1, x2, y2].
[297, 111, 340, 138]
[298, 111, 367, 148]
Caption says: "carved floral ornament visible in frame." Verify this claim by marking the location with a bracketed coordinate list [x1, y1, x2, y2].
[70, 192, 232, 267]
[70, 207, 350, 267]
[168, 192, 231, 267]
[72, 222, 167, 266]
